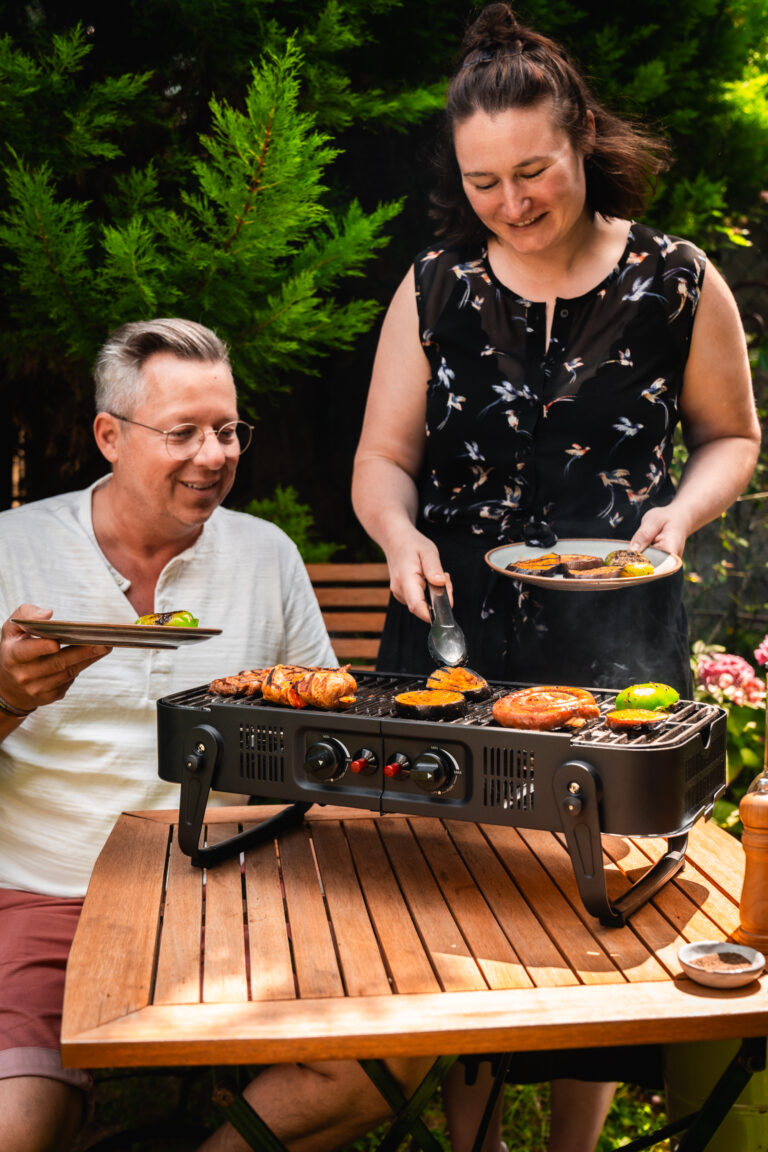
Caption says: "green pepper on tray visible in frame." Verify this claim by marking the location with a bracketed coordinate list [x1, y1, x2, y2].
[135, 610, 199, 627]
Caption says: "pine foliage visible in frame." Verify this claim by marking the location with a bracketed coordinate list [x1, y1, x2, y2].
[0, 26, 403, 424]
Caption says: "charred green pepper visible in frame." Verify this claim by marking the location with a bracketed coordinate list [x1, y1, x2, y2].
[614, 682, 679, 711]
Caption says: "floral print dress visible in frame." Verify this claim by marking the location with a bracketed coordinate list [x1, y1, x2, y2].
[417, 222, 704, 542]
[377, 223, 705, 693]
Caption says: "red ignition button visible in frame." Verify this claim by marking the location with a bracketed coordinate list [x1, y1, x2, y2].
[350, 758, 368, 774]
[383, 754, 410, 778]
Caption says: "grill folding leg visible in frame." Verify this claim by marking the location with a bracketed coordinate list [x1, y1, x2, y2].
[177, 723, 312, 866]
[554, 761, 688, 928]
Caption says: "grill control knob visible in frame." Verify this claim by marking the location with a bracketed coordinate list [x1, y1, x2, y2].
[304, 738, 348, 782]
[349, 748, 377, 775]
[411, 749, 455, 793]
[383, 753, 410, 778]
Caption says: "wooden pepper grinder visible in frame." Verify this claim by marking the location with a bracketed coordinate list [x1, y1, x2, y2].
[735, 770, 768, 952]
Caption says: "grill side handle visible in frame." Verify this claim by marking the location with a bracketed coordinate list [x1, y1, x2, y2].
[177, 723, 312, 867]
[554, 759, 688, 928]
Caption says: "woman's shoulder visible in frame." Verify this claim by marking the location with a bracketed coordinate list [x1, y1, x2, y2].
[628, 221, 706, 269]
[413, 242, 485, 272]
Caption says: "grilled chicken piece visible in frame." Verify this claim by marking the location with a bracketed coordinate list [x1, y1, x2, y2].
[209, 669, 268, 696]
[262, 665, 310, 708]
[296, 669, 357, 710]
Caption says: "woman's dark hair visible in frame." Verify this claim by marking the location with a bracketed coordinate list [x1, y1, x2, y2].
[431, 3, 671, 245]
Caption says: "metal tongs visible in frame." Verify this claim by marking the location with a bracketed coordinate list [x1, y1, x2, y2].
[427, 584, 469, 668]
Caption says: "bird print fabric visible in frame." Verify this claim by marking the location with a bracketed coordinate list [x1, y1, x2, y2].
[415, 222, 705, 543]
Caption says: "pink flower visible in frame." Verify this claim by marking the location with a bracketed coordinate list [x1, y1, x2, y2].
[754, 635, 768, 667]
[696, 653, 756, 690]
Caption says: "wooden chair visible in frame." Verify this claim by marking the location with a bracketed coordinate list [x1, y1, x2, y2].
[306, 562, 389, 669]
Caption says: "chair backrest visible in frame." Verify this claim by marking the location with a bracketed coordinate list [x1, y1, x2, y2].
[306, 562, 390, 670]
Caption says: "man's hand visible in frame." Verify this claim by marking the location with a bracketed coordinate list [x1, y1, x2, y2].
[0, 605, 112, 716]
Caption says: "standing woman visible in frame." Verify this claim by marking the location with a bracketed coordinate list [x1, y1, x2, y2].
[352, 3, 759, 700]
[352, 4, 760, 1149]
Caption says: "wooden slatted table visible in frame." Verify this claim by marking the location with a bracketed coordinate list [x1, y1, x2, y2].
[62, 806, 768, 1144]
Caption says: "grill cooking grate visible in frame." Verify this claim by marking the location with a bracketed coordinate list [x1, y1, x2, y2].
[172, 671, 720, 748]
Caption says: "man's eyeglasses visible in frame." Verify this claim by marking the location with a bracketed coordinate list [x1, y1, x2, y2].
[110, 414, 254, 460]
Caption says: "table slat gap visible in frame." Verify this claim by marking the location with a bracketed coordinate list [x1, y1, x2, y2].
[450, 822, 579, 987]
[244, 832, 297, 1002]
[201, 824, 249, 1004]
[481, 824, 624, 985]
[520, 827, 667, 983]
[409, 816, 533, 990]
[343, 819, 440, 995]
[153, 827, 204, 1005]
[377, 818, 487, 993]
[310, 821, 392, 998]
[279, 824, 345, 1000]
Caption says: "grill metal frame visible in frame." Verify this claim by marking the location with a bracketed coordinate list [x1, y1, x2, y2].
[156, 672, 726, 927]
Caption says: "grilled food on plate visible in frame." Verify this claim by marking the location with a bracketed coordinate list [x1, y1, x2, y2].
[493, 686, 600, 731]
[135, 610, 199, 626]
[506, 547, 654, 580]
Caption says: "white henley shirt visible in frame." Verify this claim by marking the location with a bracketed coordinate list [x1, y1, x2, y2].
[0, 478, 336, 896]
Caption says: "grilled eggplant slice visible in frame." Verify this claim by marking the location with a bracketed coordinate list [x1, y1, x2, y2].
[426, 666, 491, 702]
[394, 690, 467, 721]
[506, 552, 561, 576]
[605, 708, 667, 731]
[564, 565, 623, 580]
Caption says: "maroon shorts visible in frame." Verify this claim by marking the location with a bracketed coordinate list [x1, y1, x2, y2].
[0, 888, 92, 1093]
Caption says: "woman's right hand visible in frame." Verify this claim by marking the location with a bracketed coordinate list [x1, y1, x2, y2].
[386, 528, 452, 624]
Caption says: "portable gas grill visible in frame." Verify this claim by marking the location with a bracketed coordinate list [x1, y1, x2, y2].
[157, 672, 726, 927]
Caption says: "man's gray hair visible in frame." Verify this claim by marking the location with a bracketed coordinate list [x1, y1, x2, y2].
[93, 318, 231, 414]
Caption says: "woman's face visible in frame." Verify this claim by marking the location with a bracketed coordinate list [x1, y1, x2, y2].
[453, 98, 592, 256]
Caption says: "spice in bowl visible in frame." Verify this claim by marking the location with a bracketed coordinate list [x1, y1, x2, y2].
[678, 941, 765, 989]
[687, 950, 753, 973]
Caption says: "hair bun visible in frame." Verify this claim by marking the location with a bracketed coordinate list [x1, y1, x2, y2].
[461, 2, 524, 58]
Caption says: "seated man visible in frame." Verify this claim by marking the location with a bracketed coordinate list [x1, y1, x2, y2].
[0, 318, 430, 1152]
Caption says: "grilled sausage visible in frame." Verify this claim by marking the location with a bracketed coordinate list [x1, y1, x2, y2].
[492, 686, 600, 730]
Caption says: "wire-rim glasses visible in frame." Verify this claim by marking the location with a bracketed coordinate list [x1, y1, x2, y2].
[110, 414, 253, 459]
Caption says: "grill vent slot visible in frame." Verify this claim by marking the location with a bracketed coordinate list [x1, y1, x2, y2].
[239, 724, 285, 783]
[483, 745, 535, 811]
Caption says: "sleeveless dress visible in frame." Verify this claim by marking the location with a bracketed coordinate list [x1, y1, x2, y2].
[377, 223, 706, 695]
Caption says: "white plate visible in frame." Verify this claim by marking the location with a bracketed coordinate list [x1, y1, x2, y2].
[678, 941, 765, 989]
[484, 537, 682, 591]
[12, 618, 222, 650]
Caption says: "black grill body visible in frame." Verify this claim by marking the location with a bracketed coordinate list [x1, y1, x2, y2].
[156, 672, 726, 927]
